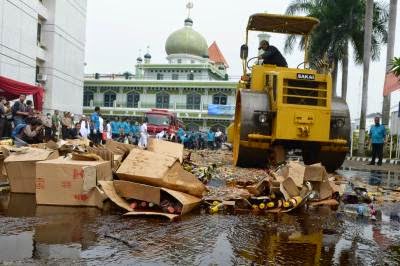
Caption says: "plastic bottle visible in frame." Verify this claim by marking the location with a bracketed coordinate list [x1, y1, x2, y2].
[342, 204, 379, 220]
[167, 206, 176, 214]
[210, 203, 224, 214]
[267, 200, 283, 209]
[130, 201, 137, 210]
[283, 196, 303, 209]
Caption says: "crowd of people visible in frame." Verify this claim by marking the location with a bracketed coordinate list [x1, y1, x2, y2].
[0, 96, 142, 147]
[0, 94, 226, 150]
[0, 95, 95, 147]
[176, 128, 225, 150]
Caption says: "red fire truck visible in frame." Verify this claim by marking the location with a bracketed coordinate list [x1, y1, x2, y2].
[144, 109, 184, 139]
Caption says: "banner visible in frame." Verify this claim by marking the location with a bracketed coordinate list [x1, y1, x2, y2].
[207, 104, 235, 116]
[383, 73, 400, 96]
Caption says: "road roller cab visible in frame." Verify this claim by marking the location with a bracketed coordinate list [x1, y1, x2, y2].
[233, 14, 351, 172]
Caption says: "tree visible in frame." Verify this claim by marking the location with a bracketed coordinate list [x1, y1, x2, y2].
[358, 0, 374, 156]
[381, 0, 398, 125]
[285, 0, 388, 99]
[391, 57, 400, 76]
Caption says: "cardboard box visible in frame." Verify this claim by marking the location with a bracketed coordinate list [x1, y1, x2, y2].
[287, 161, 305, 187]
[310, 180, 333, 200]
[99, 180, 201, 221]
[105, 140, 135, 157]
[281, 177, 300, 198]
[148, 139, 184, 163]
[116, 149, 205, 197]
[65, 139, 90, 147]
[0, 147, 9, 180]
[36, 158, 111, 207]
[5, 148, 59, 193]
[245, 178, 270, 196]
[304, 164, 327, 182]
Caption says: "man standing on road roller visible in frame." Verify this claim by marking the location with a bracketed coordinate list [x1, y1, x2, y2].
[258, 40, 288, 67]
[368, 117, 386, 166]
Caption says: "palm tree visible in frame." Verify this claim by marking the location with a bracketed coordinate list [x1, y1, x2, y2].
[285, 0, 388, 99]
[358, 0, 374, 156]
[392, 57, 400, 76]
[381, 0, 398, 126]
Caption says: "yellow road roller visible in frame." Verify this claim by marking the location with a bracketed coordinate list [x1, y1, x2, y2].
[233, 13, 350, 172]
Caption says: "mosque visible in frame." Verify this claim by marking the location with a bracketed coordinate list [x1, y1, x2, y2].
[83, 12, 237, 132]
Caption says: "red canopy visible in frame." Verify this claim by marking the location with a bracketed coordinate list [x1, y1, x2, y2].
[383, 72, 400, 96]
[0, 75, 44, 111]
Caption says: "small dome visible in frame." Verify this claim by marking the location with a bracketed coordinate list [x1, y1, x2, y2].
[165, 19, 208, 57]
[184, 18, 193, 25]
[136, 57, 143, 62]
[144, 53, 151, 59]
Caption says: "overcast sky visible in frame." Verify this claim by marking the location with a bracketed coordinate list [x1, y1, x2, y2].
[85, 0, 400, 119]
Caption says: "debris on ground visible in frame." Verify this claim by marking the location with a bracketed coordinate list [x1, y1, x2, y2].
[1, 137, 399, 221]
[99, 180, 201, 221]
[182, 150, 397, 217]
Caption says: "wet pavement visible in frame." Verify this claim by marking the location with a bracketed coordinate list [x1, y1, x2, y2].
[0, 169, 400, 265]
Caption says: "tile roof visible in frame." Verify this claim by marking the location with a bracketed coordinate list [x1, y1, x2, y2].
[208, 41, 229, 68]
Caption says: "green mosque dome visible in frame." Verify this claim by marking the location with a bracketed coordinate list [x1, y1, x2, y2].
[165, 18, 208, 57]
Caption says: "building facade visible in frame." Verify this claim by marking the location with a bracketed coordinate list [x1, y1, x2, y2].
[0, 0, 87, 114]
[83, 17, 237, 132]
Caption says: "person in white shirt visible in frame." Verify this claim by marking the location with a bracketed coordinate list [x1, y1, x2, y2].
[156, 129, 167, 140]
[80, 115, 89, 139]
[138, 118, 148, 149]
[106, 120, 112, 140]
[215, 128, 223, 149]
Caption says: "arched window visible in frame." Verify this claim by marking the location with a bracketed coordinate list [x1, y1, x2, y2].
[127, 92, 140, 108]
[83, 91, 94, 107]
[186, 93, 201, 110]
[213, 93, 227, 105]
[104, 92, 116, 107]
[156, 92, 170, 108]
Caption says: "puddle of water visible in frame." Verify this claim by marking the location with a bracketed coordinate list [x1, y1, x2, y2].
[0, 169, 399, 264]
[338, 169, 400, 188]
[0, 231, 33, 261]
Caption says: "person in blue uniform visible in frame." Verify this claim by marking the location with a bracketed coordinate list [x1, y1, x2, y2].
[368, 117, 386, 166]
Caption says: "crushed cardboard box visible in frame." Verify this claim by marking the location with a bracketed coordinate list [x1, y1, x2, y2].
[0, 147, 10, 180]
[281, 177, 300, 198]
[304, 163, 328, 182]
[286, 161, 305, 187]
[148, 139, 184, 163]
[99, 180, 201, 221]
[5, 148, 59, 193]
[105, 140, 135, 157]
[36, 158, 111, 207]
[116, 149, 205, 197]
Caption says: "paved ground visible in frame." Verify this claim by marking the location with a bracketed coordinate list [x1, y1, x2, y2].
[342, 160, 400, 173]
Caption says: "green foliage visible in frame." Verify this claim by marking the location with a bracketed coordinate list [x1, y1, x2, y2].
[285, 0, 388, 69]
[391, 57, 400, 77]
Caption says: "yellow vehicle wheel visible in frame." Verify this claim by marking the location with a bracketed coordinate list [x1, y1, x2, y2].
[233, 90, 270, 167]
